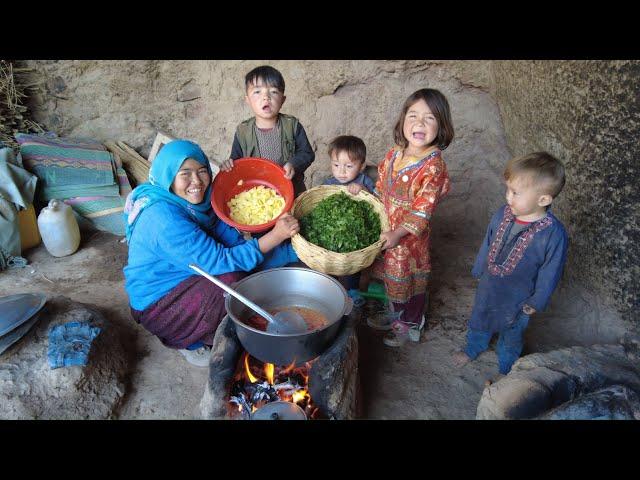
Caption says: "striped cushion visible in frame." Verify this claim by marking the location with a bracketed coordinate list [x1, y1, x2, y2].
[15, 133, 131, 235]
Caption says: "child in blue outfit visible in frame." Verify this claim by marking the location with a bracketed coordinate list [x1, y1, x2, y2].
[322, 135, 375, 305]
[322, 135, 375, 194]
[453, 152, 569, 379]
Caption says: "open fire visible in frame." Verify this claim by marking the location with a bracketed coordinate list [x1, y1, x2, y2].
[199, 316, 359, 420]
[228, 352, 325, 419]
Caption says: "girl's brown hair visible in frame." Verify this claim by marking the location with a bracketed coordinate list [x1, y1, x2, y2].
[393, 88, 454, 150]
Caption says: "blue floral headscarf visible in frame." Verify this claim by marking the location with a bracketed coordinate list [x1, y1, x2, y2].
[123, 139, 214, 241]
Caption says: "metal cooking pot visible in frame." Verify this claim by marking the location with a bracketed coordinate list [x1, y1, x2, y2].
[225, 267, 352, 365]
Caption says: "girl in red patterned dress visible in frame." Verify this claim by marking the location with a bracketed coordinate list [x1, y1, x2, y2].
[367, 89, 454, 347]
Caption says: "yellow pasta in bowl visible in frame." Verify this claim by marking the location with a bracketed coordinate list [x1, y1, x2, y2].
[227, 185, 286, 226]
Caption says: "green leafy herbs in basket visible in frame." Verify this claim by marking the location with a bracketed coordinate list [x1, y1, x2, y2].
[300, 192, 381, 253]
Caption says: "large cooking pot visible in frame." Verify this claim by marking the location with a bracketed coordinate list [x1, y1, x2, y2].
[225, 267, 352, 365]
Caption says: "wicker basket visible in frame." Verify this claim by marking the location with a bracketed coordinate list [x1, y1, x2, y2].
[291, 185, 390, 276]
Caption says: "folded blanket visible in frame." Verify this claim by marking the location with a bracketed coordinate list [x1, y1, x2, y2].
[16, 133, 120, 198]
[66, 195, 126, 235]
[15, 133, 132, 235]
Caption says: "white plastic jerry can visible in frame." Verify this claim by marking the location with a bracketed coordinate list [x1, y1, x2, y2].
[37, 199, 81, 257]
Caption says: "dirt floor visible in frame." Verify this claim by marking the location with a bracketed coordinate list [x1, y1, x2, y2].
[0, 229, 593, 419]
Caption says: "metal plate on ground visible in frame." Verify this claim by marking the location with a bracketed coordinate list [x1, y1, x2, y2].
[0, 310, 42, 355]
[0, 293, 47, 337]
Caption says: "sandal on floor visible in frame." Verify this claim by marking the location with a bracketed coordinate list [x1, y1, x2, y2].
[383, 317, 425, 347]
[383, 320, 411, 347]
[179, 345, 211, 367]
[367, 308, 403, 331]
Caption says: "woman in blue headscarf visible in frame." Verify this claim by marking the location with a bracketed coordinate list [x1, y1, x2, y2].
[123, 139, 299, 366]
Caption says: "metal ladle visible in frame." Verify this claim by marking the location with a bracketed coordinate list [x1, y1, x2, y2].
[188, 264, 307, 335]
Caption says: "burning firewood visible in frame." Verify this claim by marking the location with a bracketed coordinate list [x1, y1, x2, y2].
[229, 393, 252, 419]
[228, 352, 324, 419]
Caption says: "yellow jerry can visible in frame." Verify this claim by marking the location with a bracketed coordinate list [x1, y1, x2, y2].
[17, 203, 41, 251]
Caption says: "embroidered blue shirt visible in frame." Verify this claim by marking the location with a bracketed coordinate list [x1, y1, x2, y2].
[469, 204, 568, 333]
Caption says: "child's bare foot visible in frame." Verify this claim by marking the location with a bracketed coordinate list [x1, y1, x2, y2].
[452, 351, 471, 368]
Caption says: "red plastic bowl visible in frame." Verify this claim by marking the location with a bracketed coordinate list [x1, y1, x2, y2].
[211, 157, 295, 233]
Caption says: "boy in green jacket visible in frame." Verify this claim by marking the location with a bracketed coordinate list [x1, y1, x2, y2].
[222, 65, 315, 196]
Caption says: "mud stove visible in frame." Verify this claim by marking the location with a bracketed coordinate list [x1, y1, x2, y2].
[199, 315, 361, 420]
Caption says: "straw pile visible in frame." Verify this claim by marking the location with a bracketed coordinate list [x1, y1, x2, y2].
[0, 60, 44, 149]
[104, 140, 151, 186]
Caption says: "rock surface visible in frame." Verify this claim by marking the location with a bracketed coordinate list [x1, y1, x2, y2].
[0, 296, 128, 419]
[476, 344, 640, 420]
[538, 384, 640, 420]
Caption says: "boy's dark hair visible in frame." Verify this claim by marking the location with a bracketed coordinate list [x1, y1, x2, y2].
[393, 88, 454, 150]
[504, 152, 566, 198]
[328, 135, 367, 164]
[245, 65, 285, 93]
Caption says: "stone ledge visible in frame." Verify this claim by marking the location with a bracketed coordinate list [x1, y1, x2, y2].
[476, 343, 640, 420]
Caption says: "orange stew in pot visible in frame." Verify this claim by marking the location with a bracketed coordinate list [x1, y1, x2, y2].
[245, 306, 328, 332]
